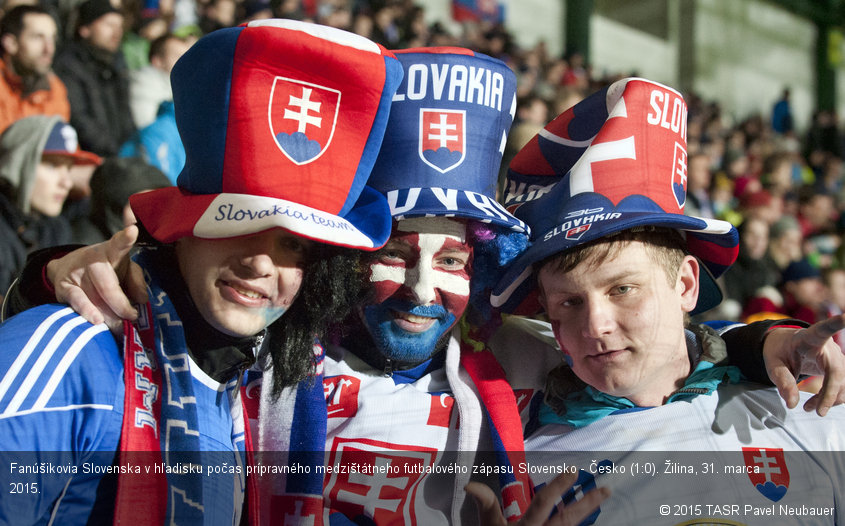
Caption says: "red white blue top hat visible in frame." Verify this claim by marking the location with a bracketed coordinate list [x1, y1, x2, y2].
[366, 47, 527, 233]
[491, 77, 739, 315]
[130, 19, 403, 250]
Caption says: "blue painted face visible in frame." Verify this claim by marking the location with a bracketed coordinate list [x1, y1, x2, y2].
[361, 217, 472, 364]
[363, 301, 456, 363]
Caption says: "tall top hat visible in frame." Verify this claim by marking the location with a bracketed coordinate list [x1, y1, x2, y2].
[491, 77, 739, 314]
[366, 47, 527, 233]
[130, 19, 403, 250]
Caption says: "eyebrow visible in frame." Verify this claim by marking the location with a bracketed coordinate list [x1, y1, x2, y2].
[438, 239, 471, 252]
[545, 269, 644, 294]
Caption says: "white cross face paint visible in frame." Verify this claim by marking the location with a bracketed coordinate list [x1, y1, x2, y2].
[363, 217, 473, 364]
[369, 217, 471, 303]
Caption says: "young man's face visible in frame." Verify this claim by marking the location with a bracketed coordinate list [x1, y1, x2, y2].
[4, 13, 57, 76]
[30, 154, 73, 216]
[362, 217, 472, 364]
[538, 241, 699, 406]
[175, 229, 311, 337]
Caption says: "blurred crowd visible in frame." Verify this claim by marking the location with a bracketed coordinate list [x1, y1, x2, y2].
[2, 0, 844, 332]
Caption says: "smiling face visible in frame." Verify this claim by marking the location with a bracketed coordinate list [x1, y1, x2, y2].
[362, 216, 472, 364]
[175, 229, 311, 337]
[538, 240, 699, 406]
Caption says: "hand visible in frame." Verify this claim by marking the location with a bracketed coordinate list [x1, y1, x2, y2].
[466, 472, 610, 526]
[47, 225, 147, 332]
[762, 315, 845, 416]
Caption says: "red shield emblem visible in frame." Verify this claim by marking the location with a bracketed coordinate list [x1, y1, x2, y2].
[671, 141, 687, 209]
[742, 447, 790, 502]
[325, 438, 438, 526]
[566, 224, 591, 240]
[323, 375, 361, 419]
[419, 109, 465, 173]
[269, 77, 340, 165]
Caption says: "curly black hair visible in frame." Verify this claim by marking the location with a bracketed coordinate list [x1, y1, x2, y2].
[265, 243, 367, 393]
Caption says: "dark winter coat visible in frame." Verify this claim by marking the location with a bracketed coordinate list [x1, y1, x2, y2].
[53, 41, 136, 156]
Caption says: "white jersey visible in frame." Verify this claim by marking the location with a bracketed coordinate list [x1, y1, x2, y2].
[321, 328, 486, 525]
[525, 385, 845, 526]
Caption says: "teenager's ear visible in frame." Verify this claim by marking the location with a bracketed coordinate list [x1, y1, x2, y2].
[677, 255, 700, 313]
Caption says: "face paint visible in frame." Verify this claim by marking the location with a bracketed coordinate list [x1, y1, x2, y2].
[363, 217, 472, 364]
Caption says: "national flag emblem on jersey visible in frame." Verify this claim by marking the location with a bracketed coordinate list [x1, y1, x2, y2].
[419, 109, 466, 173]
[742, 447, 790, 502]
[269, 77, 340, 165]
[325, 438, 438, 525]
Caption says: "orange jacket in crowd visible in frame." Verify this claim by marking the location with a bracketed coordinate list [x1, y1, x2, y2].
[0, 59, 70, 134]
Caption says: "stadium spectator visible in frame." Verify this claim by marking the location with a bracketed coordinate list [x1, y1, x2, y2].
[744, 258, 828, 324]
[0, 5, 69, 133]
[71, 156, 171, 244]
[119, 99, 182, 182]
[0, 115, 99, 298]
[128, 32, 191, 128]
[722, 216, 780, 316]
[53, 0, 136, 156]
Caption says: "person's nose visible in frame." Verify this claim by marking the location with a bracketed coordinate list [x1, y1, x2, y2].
[582, 296, 616, 340]
[406, 260, 437, 305]
[237, 232, 278, 277]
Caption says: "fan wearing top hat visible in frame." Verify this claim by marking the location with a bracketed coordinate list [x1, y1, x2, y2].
[249, 47, 555, 526]
[476, 78, 845, 524]
[0, 20, 403, 524]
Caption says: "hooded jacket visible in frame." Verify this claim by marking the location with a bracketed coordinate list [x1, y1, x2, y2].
[0, 114, 72, 294]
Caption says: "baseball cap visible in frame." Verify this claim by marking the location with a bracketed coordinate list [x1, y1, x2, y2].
[42, 121, 101, 166]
